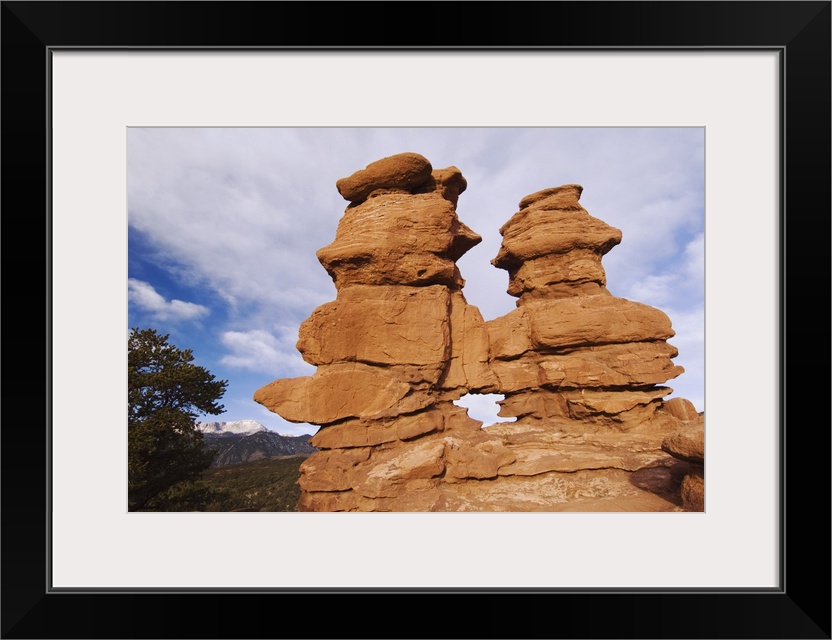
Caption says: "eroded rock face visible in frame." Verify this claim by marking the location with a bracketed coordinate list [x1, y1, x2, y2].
[254, 153, 704, 511]
[318, 156, 478, 291]
[335, 152, 434, 203]
[661, 401, 705, 511]
[488, 184, 686, 434]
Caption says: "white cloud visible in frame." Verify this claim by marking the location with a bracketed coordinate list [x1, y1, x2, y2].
[619, 232, 703, 331]
[128, 128, 353, 323]
[625, 273, 677, 307]
[127, 278, 209, 322]
[220, 328, 314, 375]
[684, 232, 705, 284]
[661, 305, 705, 412]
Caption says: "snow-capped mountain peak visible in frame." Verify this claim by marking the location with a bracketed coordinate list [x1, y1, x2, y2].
[196, 419, 268, 435]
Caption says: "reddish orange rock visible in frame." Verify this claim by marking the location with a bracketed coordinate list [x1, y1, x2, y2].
[492, 184, 621, 306]
[297, 285, 451, 371]
[255, 159, 702, 512]
[316, 192, 481, 289]
[661, 418, 705, 512]
[414, 167, 468, 208]
[335, 152, 433, 203]
[662, 421, 705, 463]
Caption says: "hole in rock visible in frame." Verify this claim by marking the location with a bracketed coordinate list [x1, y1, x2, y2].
[453, 393, 516, 427]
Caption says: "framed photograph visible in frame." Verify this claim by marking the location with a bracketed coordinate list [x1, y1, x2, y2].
[3, 2, 829, 638]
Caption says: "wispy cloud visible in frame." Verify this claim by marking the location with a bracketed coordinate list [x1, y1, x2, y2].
[661, 305, 705, 412]
[626, 274, 677, 308]
[621, 232, 704, 321]
[616, 231, 704, 411]
[684, 232, 705, 284]
[220, 327, 314, 376]
[128, 128, 349, 325]
[127, 278, 209, 322]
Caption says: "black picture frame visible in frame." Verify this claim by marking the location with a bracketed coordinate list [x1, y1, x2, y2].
[2, 2, 829, 638]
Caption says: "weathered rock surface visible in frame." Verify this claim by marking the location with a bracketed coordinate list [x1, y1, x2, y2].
[335, 152, 435, 204]
[680, 469, 705, 511]
[253, 364, 418, 425]
[320, 160, 479, 291]
[662, 421, 705, 463]
[255, 153, 703, 511]
[297, 285, 451, 373]
[492, 184, 622, 304]
[662, 410, 705, 511]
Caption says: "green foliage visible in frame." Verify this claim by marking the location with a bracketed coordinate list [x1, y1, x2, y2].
[128, 327, 228, 511]
[199, 456, 306, 512]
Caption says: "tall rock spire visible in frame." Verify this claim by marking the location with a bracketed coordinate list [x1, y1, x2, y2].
[487, 183, 685, 431]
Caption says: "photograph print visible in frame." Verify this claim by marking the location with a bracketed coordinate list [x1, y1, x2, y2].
[127, 126, 704, 513]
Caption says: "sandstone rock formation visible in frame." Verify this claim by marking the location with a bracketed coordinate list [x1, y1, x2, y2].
[482, 182, 693, 507]
[254, 153, 704, 511]
[662, 398, 705, 511]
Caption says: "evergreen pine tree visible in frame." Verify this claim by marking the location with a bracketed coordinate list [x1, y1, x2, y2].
[128, 327, 228, 510]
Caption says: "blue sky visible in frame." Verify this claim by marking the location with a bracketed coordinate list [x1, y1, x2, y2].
[128, 127, 704, 436]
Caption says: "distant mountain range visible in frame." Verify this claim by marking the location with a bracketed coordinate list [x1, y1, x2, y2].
[196, 420, 316, 467]
[197, 419, 268, 436]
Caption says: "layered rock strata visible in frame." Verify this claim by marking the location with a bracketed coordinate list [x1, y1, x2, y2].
[488, 185, 683, 432]
[255, 153, 703, 511]
[484, 184, 692, 497]
[254, 153, 498, 511]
